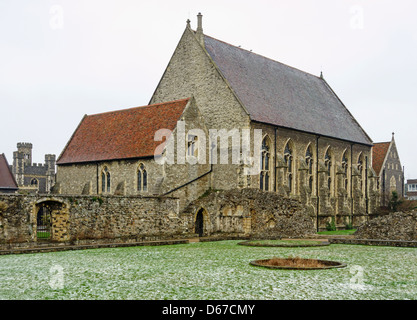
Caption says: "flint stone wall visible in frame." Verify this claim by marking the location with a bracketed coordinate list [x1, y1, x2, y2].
[0, 194, 187, 248]
[182, 188, 316, 239]
[1, 189, 316, 250]
[354, 211, 417, 241]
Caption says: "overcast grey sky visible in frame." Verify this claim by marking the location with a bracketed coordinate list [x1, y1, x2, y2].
[1, 0, 416, 178]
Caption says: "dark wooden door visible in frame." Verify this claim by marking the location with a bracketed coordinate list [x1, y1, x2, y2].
[195, 210, 204, 237]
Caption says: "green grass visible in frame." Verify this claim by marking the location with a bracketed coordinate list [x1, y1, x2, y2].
[37, 232, 51, 239]
[318, 229, 357, 235]
[0, 240, 416, 300]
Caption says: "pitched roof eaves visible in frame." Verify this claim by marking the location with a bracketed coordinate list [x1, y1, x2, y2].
[57, 154, 156, 166]
[251, 119, 374, 147]
[88, 98, 190, 118]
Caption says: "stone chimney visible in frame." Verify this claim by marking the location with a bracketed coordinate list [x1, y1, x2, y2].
[196, 12, 204, 46]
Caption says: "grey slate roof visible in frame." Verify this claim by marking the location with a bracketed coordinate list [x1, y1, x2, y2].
[204, 35, 373, 145]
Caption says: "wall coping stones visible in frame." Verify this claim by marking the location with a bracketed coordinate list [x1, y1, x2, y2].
[329, 238, 417, 248]
[0, 239, 189, 255]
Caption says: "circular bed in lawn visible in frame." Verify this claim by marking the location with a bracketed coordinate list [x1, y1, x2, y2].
[250, 256, 347, 270]
[239, 239, 330, 247]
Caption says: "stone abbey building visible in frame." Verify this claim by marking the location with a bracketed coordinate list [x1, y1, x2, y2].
[55, 14, 379, 230]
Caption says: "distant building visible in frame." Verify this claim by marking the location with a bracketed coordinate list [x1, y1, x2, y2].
[11, 143, 56, 194]
[0, 153, 18, 194]
[372, 133, 404, 206]
[405, 179, 417, 200]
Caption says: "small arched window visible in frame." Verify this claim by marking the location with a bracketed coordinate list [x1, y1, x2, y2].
[101, 167, 111, 193]
[137, 163, 148, 192]
[260, 136, 271, 191]
[31, 178, 38, 186]
[284, 141, 294, 193]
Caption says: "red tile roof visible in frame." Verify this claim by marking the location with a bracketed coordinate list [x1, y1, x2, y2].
[0, 153, 18, 190]
[57, 98, 190, 164]
[372, 142, 391, 175]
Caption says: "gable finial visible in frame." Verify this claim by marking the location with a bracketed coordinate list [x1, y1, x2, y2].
[186, 19, 191, 28]
[320, 71, 324, 79]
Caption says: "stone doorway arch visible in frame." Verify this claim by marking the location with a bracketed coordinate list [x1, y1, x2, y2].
[195, 208, 208, 237]
[36, 205, 52, 240]
[34, 199, 69, 242]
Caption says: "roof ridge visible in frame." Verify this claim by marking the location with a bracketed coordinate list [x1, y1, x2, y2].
[86, 98, 191, 117]
[204, 34, 321, 80]
[204, 32, 373, 145]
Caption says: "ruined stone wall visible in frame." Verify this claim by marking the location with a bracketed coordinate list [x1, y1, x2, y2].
[354, 211, 417, 241]
[0, 189, 319, 248]
[0, 194, 186, 247]
[182, 188, 316, 239]
[0, 196, 33, 243]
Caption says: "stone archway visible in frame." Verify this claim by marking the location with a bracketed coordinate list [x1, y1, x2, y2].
[34, 199, 69, 242]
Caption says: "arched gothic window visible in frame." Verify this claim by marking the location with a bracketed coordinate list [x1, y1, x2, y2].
[260, 137, 271, 191]
[358, 153, 364, 191]
[305, 145, 314, 192]
[342, 151, 349, 190]
[137, 163, 148, 192]
[31, 178, 38, 186]
[324, 148, 332, 190]
[101, 167, 111, 193]
[284, 142, 294, 193]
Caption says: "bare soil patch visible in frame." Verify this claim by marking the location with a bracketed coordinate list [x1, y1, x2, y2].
[250, 256, 346, 270]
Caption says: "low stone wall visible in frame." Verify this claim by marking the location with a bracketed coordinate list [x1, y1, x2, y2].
[0, 189, 317, 251]
[0, 194, 191, 249]
[182, 188, 316, 239]
[354, 211, 417, 241]
[0, 239, 188, 255]
[0, 196, 33, 244]
[329, 238, 417, 248]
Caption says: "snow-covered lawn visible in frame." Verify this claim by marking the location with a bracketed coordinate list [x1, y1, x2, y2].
[0, 241, 416, 300]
